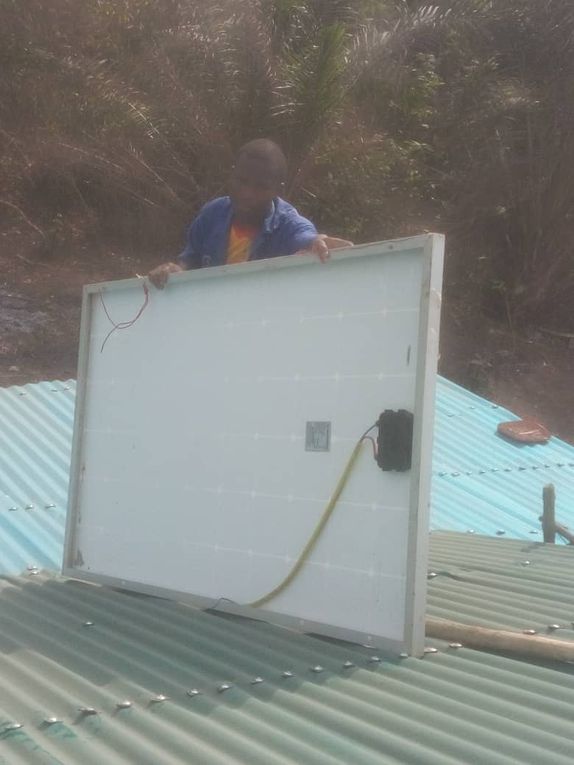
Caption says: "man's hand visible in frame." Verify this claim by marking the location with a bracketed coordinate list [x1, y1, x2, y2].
[148, 262, 184, 289]
[300, 235, 354, 263]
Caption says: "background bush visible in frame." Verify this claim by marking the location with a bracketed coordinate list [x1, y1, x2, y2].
[1, 0, 573, 329]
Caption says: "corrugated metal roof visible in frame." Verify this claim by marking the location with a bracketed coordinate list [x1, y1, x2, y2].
[2, 376, 574, 579]
[1, 569, 574, 765]
[428, 531, 574, 637]
[432, 377, 574, 539]
[2, 381, 574, 763]
[0, 380, 74, 576]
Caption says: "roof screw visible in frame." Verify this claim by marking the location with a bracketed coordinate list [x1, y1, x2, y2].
[522, 560, 531, 566]
[25, 504, 34, 510]
[310, 665, 324, 673]
[83, 621, 95, 627]
[217, 683, 232, 693]
[45, 503, 56, 509]
[78, 707, 98, 716]
[467, 529, 476, 534]
[448, 642, 463, 649]
[368, 656, 381, 664]
[451, 472, 460, 477]
[547, 624, 561, 631]
[28, 567, 40, 576]
[343, 660, 355, 669]
[115, 701, 132, 710]
[8, 507, 17, 512]
[150, 694, 169, 704]
[529, 530, 538, 535]
[522, 629, 537, 635]
[186, 689, 202, 698]
[399, 652, 409, 659]
[43, 717, 61, 725]
[427, 572, 437, 579]
[496, 530, 506, 536]
[250, 677, 264, 685]
[2, 722, 23, 732]
[281, 670, 294, 679]
[424, 647, 439, 655]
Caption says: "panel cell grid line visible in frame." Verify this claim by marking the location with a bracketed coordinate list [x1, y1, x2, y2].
[64, 236, 444, 656]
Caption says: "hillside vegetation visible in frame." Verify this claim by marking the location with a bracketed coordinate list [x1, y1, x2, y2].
[2, 0, 573, 331]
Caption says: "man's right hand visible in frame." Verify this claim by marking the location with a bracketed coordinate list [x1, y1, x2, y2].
[148, 262, 184, 289]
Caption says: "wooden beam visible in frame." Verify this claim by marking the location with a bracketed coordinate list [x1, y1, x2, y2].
[426, 618, 574, 662]
[555, 522, 574, 545]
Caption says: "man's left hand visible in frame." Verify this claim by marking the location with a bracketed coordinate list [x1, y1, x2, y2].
[304, 235, 354, 263]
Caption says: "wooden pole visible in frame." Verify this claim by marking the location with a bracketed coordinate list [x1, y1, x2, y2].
[426, 618, 574, 662]
[542, 484, 556, 543]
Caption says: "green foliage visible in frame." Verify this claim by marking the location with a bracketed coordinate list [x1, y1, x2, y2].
[1, 0, 574, 326]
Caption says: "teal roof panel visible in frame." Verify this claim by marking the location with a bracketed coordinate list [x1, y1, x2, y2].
[431, 377, 574, 539]
[0, 380, 73, 575]
[2, 376, 574, 578]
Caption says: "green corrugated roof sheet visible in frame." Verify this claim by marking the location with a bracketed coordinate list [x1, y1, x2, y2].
[428, 531, 574, 637]
[2, 534, 574, 764]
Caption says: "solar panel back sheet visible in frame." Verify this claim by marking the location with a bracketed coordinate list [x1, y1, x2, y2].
[64, 236, 444, 656]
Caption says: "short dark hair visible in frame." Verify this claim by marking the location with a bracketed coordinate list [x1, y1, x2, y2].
[235, 139, 288, 185]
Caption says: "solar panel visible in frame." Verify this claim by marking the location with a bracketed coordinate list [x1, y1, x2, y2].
[64, 236, 444, 656]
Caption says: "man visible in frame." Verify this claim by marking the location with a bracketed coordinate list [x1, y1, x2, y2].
[148, 139, 352, 288]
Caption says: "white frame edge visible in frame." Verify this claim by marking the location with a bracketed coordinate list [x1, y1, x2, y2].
[63, 286, 94, 570]
[404, 233, 444, 656]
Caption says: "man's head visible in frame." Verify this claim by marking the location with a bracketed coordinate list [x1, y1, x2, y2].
[230, 139, 287, 224]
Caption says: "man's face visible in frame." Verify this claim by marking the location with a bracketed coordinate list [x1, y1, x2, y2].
[229, 156, 281, 224]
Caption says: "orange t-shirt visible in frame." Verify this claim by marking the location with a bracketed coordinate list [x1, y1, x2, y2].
[226, 223, 258, 265]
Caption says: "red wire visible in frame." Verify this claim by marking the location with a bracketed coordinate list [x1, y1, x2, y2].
[361, 435, 378, 460]
[99, 282, 149, 353]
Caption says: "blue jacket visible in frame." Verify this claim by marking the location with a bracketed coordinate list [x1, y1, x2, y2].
[178, 196, 317, 269]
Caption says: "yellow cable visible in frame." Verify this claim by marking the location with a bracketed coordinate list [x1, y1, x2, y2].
[248, 438, 367, 609]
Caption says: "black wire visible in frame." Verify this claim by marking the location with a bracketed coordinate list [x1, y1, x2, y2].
[99, 282, 149, 353]
[359, 422, 378, 441]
